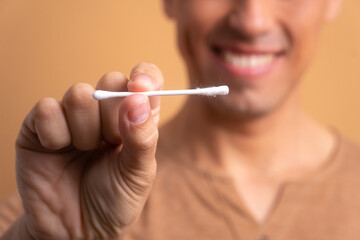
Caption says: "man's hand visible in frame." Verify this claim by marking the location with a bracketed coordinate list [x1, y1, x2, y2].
[14, 63, 163, 239]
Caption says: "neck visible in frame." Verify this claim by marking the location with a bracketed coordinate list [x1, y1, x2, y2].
[160, 90, 335, 175]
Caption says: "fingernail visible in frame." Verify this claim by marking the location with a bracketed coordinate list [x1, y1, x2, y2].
[128, 98, 150, 125]
[133, 75, 154, 90]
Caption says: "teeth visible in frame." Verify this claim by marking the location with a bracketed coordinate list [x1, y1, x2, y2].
[223, 51, 274, 68]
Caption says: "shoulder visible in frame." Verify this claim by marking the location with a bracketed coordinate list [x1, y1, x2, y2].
[330, 134, 360, 185]
[337, 135, 360, 170]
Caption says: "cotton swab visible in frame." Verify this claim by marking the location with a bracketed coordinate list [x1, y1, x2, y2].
[93, 85, 229, 100]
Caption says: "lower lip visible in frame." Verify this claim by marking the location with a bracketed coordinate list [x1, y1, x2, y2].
[212, 52, 281, 79]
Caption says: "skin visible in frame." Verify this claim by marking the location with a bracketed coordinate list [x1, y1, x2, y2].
[1, 0, 343, 239]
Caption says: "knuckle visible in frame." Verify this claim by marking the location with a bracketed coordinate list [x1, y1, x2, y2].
[132, 62, 162, 77]
[136, 128, 159, 153]
[97, 72, 127, 90]
[40, 137, 65, 150]
[153, 115, 160, 125]
[151, 106, 161, 116]
[63, 83, 94, 110]
[34, 98, 60, 121]
[131, 63, 164, 89]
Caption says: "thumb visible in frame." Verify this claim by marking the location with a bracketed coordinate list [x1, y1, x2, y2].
[118, 94, 158, 178]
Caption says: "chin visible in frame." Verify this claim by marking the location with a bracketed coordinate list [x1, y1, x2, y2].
[203, 92, 282, 122]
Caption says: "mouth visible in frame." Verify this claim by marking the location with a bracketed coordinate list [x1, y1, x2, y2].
[211, 44, 284, 79]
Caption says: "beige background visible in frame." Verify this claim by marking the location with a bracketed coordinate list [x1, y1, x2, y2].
[0, 0, 359, 200]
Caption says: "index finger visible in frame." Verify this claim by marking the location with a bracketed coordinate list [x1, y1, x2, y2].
[128, 63, 164, 124]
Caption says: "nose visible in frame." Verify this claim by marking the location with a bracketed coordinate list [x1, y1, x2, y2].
[228, 0, 274, 37]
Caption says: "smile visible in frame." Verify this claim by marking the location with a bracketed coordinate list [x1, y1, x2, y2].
[223, 51, 275, 68]
[211, 45, 283, 79]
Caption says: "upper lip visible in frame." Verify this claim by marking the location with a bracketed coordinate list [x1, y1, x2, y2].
[211, 41, 285, 55]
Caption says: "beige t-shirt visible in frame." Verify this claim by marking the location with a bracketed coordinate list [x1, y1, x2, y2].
[1, 135, 360, 240]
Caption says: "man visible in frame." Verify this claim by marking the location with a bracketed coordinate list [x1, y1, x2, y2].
[1, 0, 359, 239]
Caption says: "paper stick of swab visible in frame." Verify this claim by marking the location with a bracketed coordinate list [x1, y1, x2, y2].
[93, 85, 229, 100]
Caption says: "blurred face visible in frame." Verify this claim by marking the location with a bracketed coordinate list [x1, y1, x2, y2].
[165, 0, 341, 118]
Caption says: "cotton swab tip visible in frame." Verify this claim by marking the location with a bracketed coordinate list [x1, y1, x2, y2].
[93, 90, 113, 100]
[199, 85, 229, 96]
[93, 90, 101, 100]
